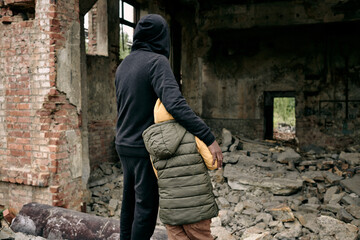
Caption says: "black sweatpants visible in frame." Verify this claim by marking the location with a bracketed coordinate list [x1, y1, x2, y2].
[116, 146, 159, 240]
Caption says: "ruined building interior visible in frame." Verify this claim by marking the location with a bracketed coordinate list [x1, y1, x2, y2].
[0, 0, 360, 238]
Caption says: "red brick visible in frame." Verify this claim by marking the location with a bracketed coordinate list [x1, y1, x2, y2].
[20, 157, 31, 165]
[3, 209, 16, 224]
[18, 103, 30, 110]
[8, 143, 23, 150]
[8, 131, 30, 138]
[54, 109, 68, 116]
[6, 116, 17, 122]
[52, 200, 64, 207]
[37, 110, 52, 116]
[47, 12, 57, 18]
[52, 194, 60, 201]
[8, 110, 31, 117]
[49, 166, 57, 173]
[24, 145, 32, 151]
[17, 117, 32, 123]
[10, 149, 25, 157]
[15, 178, 24, 184]
[0, 16, 13, 23]
[9, 178, 16, 183]
[49, 146, 59, 152]
[49, 185, 60, 193]
[45, 132, 62, 138]
[6, 157, 19, 165]
[41, 125, 50, 131]
[6, 103, 16, 109]
[50, 152, 68, 160]
[39, 166, 48, 172]
[43, 102, 56, 109]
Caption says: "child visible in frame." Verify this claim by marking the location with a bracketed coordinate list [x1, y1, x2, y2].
[142, 99, 219, 240]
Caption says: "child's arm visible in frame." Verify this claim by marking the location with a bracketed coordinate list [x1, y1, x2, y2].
[195, 137, 218, 170]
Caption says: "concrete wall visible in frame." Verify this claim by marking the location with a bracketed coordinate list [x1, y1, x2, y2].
[1, 0, 359, 212]
[177, 0, 360, 149]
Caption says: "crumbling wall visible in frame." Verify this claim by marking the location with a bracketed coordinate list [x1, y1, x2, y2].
[86, 56, 118, 168]
[0, 0, 86, 212]
[85, 0, 119, 169]
[200, 25, 360, 148]
[179, 0, 360, 149]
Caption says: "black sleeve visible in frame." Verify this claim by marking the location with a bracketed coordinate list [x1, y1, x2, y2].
[149, 56, 215, 146]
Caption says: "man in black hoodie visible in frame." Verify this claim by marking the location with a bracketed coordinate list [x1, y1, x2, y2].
[115, 14, 223, 239]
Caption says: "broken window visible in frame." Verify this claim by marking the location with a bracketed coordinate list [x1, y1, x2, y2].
[84, 0, 108, 56]
[119, 0, 139, 59]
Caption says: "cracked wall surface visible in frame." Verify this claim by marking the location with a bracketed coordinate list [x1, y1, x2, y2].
[173, 0, 360, 149]
[1, 0, 359, 212]
[0, 0, 87, 212]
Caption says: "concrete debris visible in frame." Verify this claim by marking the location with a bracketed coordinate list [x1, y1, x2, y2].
[277, 147, 302, 165]
[268, 204, 296, 222]
[341, 174, 360, 196]
[317, 215, 359, 240]
[4, 129, 360, 239]
[339, 152, 360, 166]
[83, 130, 359, 239]
[221, 128, 233, 152]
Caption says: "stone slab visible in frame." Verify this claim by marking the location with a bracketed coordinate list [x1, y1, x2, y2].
[340, 174, 360, 196]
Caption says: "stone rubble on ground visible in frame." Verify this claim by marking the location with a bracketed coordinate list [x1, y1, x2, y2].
[0, 219, 46, 240]
[3, 128, 358, 239]
[85, 128, 360, 239]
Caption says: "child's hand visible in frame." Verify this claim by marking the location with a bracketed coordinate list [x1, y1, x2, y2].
[208, 140, 223, 169]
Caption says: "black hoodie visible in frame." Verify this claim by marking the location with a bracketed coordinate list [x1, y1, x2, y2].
[115, 14, 215, 157]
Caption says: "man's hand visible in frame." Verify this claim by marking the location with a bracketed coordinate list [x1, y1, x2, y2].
[208, 140, 223, 169]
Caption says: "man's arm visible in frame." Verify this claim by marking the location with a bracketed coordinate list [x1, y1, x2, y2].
[150, 56, 223, 167]
[150, 56, 214, 145]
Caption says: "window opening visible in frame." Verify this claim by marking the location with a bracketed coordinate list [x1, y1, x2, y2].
[119, 0, 139, 59]
[83, 0, 108, 56]
[84, 13, 89, 52]
[273, 97, 296, 141]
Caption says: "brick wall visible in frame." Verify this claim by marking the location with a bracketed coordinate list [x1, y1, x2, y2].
[88, 120, 117, 169]
[0, 0, 85, 212]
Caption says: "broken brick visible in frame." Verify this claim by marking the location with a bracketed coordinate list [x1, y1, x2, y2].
[3, 208, 16, 224]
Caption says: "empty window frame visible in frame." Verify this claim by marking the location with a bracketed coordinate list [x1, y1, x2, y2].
[119, 0, 139, 59]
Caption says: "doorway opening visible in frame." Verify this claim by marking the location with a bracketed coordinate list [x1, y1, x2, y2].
[264, 92, 296, 141]
[273, 97, 296, 140]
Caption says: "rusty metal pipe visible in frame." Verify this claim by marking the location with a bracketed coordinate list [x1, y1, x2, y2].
[10, 202, 120, 240]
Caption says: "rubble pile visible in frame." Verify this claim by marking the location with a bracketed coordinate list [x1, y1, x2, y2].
[273, 123, 296, 141]
[87, 128, 360, 240]
[210, 129, 360, 240]
[87, 161, 123, 219]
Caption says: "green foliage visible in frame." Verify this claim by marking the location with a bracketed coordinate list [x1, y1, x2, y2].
[0, 209, 4, 220]
[273, 97, 296, 128]
[120, 32, 131, 60]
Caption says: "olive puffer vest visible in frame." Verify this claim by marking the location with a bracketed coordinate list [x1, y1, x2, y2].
[142, 120, 218, 225]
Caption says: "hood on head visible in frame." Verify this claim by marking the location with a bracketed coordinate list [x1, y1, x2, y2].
[131, 14, 170, 58]
[142, 121, 186, 160]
